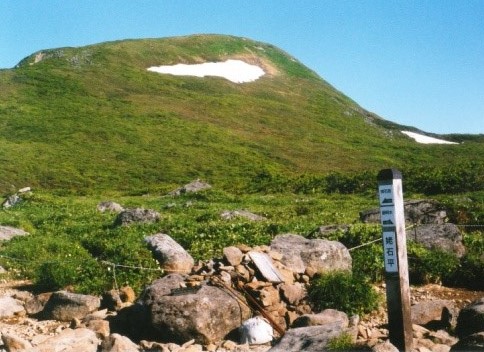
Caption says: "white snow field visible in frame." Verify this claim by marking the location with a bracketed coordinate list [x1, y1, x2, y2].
[401, 131, 458, 144]
[147, 59, 265, 83]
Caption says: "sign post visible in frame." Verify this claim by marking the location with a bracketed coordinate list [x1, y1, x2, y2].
[377, 169, 412, 351]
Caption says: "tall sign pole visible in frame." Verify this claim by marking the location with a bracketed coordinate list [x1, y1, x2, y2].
[377, 169, 412, 352]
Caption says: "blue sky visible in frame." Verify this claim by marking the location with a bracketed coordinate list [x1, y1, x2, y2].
[1, 1, 483, 134]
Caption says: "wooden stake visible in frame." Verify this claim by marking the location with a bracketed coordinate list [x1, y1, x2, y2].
[378, 169, 413, 351]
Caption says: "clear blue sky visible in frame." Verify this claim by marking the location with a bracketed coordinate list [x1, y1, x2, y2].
[1, 0, 483, 134]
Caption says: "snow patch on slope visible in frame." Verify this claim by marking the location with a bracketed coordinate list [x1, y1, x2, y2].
[401, 131, 458, 144]
[147, 59, 265, 83]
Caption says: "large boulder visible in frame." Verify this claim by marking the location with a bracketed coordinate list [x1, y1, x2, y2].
[0, 226, 29, 241]
[270, 234, 351, 277]
[113, 208, 160, 226]
[147, 284, 251, 344]
[144, 233, 194, 274]
[411, 299, 456, 329]
[408, 223, 466, 257]
[360, 199, 447, 225]
[455, 298, 484, 339]
[41, 291, 101, 322]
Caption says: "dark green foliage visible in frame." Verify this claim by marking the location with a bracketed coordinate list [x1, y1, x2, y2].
[308, 271, 380, 316]
[408, 243, 460, 285]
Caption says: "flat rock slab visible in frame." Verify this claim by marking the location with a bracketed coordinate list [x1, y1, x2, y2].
[0, 226, 29, 241]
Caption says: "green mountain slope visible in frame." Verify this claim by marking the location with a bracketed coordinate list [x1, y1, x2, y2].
[0, 34, 482, 194]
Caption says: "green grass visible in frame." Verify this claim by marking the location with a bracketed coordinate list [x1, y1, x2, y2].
[0, 34, 482, 195]
[0, 188, 482, 294]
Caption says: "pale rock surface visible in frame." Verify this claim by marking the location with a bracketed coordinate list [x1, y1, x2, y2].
[144, 233, 194, 274]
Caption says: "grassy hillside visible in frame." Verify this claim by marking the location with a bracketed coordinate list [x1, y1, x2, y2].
[0, 34, 482, 194]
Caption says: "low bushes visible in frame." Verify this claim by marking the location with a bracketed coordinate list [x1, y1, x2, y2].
[308, 271, 380, 316]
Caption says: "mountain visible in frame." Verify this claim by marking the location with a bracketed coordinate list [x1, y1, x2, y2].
[0, 34, 482, 194]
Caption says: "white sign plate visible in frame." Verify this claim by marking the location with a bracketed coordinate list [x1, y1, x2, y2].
[382, 231, 398, 272]
[380, 207, 396, 227]
[378, 184, 394, 206]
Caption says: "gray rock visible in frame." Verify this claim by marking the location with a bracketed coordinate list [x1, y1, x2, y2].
[169, 179, 212, 196]
[316, 225, 350, 237]
[144, 233, 194, 274]
[220, 210, 267, 221]
[0, 296, 25, 318]
[100, 333, 140, 352]
[223, 246, 244, 266]
[2, 194, 21, 208]
[411, 300, 456, 329]
[25, 293, 52, 316]
[149, 284, 251, 344]
[97, 201, 124, 213]
[1, 333, 33, 351]
[409, 223, 466, 257]
[270, 234, 351, 276]
[360, 199, 447, 225]
[42, 291, 101, 322]
[451, 332, 484, 351]
[0, 226, 29, 241]
[279, 282, 306, 306]
[268, 323, 347, 352]
[372, 341, 399, 352]
[31, 328, 99, 352]
[113, 208, 160, 226]
[455, 298, 484, 339]
[292, 309, 349, 329]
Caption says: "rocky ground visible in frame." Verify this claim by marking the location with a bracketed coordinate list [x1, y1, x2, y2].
[0, 278, 482, 352]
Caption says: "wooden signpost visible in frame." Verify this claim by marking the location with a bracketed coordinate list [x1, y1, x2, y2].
[377, 169, 412, 351]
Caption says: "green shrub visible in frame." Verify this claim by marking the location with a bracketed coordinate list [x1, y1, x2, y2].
[408, 243, 460, 285]
[326, 332, 357, 351]
[308, 271, 380, 316]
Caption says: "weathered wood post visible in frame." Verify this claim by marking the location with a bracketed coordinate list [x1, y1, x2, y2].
[377, 169, 413, 351]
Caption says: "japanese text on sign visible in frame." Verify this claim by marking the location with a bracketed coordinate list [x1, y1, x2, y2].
[383, 231, 398, 272]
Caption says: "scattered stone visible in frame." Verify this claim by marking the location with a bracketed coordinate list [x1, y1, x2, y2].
[169, 179, 212, 196]
[113, 208, 160, 226]
[0, 295, 25, 318]
[455, 298, 484, 338]
[2, 194, 21, 208]
[221, 210, 267, 221]
[145, 233, 194, 274]
[1, 333, 33, 351]
[239, 316, 274, 345]
[223, 246, 244, 267]
[411, 300, 456, 328]
[451, 331, 484, 351]
[0, 226, 29, 241]
[270, 234, 351, 276]
[371, 340, 399, 352]
[41, 291, 101, 322]
[292, 309, 349, 329]
[268, 323, 348, 352]
[100, 333, 140, 352]
[31, 327, 99, 352]
[25, 293, 52, 316]
[97, 201, 124, 213]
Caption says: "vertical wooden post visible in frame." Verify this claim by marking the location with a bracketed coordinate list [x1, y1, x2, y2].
[377, 169, 413, 351]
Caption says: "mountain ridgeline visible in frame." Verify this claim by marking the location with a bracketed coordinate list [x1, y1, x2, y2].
[0, 34, 482, 194]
